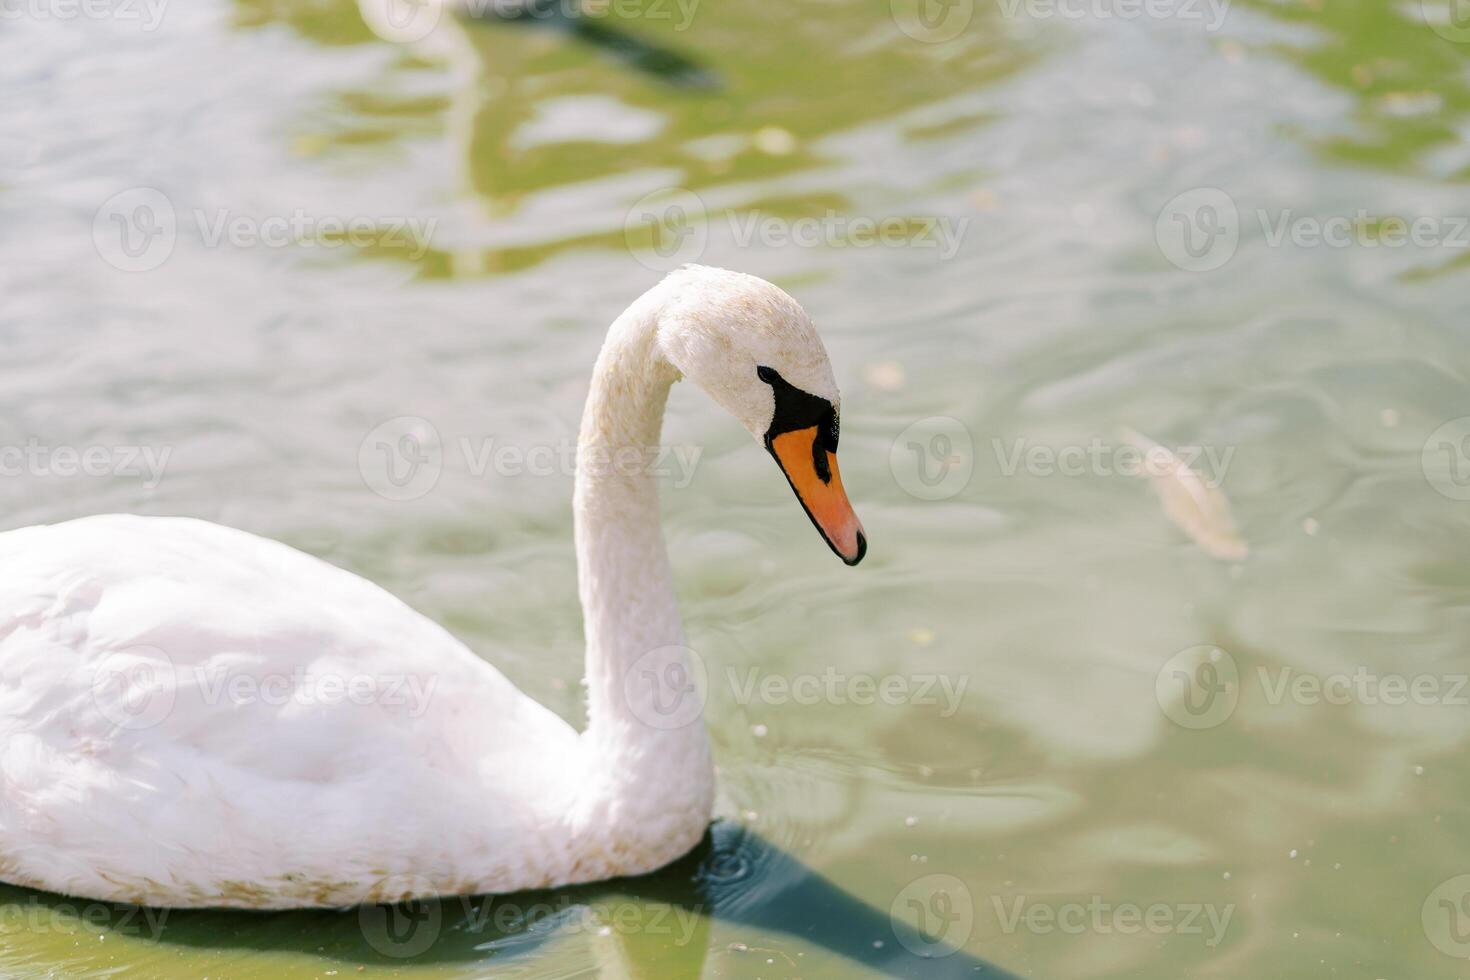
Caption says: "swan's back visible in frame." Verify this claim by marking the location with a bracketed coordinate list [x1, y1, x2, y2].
[0, 515, 581, 907]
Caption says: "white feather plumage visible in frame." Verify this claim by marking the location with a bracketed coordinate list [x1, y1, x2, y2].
[0, 267, 846, 908]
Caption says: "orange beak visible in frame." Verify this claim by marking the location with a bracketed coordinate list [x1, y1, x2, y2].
[768, 425, 867, 565]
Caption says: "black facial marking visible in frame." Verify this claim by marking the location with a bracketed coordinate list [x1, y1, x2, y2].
[757, 366, 839, 484]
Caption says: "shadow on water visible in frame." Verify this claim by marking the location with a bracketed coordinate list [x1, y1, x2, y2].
[489, 0, 720, 90]
[0, 822, 1021, 978]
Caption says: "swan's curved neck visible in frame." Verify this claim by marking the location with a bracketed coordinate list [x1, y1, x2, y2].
[573, 294, 713, 811]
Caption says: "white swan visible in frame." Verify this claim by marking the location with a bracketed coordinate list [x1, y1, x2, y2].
[0, 266, 865, 909]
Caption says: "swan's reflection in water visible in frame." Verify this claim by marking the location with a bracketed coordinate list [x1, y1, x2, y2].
[0, 822, 1021, 978]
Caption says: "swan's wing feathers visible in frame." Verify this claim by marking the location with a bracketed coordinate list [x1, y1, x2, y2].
[0, 515, 581, 905]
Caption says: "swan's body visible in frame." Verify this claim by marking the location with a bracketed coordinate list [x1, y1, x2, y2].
[0, 516, 599, 906]
[0, 267, 863, 908]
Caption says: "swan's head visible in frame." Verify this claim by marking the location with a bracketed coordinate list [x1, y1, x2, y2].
[655, 266, 866, 565]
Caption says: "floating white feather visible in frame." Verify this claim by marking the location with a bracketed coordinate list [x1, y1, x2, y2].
[1119, 427, 1247, 562]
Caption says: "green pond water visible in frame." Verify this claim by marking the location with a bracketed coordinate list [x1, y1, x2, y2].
[3, 0, 1470, 976]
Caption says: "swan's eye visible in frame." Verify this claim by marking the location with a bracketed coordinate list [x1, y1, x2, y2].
[756, 367, 833, 431]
